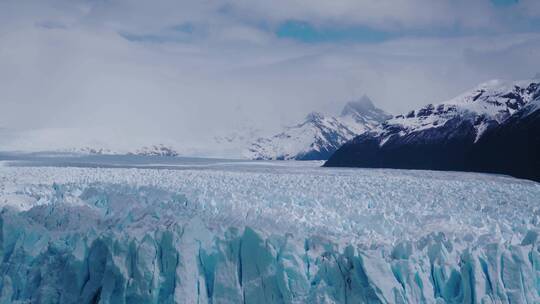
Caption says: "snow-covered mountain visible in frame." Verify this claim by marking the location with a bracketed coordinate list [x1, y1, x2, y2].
[339, 95, 393, 133]
[61, 144, 180, 157]
[0, 124, 263, 159]
[246, 96, 391, 160]
[0, 127, 188, 157]
[58, 131, 263, 159]
[0, 97, 390, 160]
[325, 78, 540, 181]
[62, 146, 118, 155]
[129, 144, 180, 157]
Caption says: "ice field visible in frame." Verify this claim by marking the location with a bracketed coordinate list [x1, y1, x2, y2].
[0, 154, 539, 303]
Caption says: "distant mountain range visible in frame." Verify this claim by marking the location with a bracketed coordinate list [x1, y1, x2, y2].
[4, 78, 538, 182]
[54, 96, 390, 161]
[325, 79, 540, 182]
[245, 96, 391, 160]
[62, 144, 180, 157]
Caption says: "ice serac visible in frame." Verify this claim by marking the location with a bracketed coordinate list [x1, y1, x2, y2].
[0, 165, 539, 303]
[246, 96, 391, 160]
[325, 79, 540, 182]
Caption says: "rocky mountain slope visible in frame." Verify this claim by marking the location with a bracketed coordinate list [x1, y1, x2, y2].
[325, 79, 540, 181]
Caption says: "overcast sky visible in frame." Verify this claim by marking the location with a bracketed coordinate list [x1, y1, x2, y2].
[1, 0, 539, 149]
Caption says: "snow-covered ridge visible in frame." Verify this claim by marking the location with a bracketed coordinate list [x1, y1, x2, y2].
[246, 112, 355, 160]
[325, 78, 540, 182]
[60, 144, 180, 157]
[0, 164, 539, 303]
[130, 144, 180, 157]
[378, 79, 539, 144]
[246, 96, 391, 160]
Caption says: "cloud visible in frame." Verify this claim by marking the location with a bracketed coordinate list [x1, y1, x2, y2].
[517, 0, 540, 17]
[0, 0, 539, 153]
[1, 0, 534, 36]
[228, 0, 499, 30]
[464, 35, 540, 78]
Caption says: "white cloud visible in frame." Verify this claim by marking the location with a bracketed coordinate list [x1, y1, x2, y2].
[227, 0, 499, 30]
[1, 0, 531, 35]
[517, 0, 540, 17]
[0, 0, 539, 153]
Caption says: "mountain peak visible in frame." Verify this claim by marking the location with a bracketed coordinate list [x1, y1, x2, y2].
[305, 111, 325, 122]
[340, 95, 391, 125]
[341, 95, 376, 116]
[247, 97, 391, 160]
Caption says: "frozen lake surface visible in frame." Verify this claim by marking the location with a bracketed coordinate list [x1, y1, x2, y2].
[0, 153, 538, 303]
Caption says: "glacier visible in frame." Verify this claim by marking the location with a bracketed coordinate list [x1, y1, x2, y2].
[0, 160, 539, 303]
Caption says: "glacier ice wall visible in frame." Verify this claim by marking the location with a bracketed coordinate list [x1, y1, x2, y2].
[0, 166, 539, 303]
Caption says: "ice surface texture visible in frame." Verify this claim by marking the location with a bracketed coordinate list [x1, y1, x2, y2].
[0, 164, 539, 303]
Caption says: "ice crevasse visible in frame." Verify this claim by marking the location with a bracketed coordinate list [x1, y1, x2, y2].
[0, 166, 539, 303]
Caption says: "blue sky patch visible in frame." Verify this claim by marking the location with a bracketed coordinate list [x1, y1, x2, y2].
[491, 0, 518, 6]
[276, 20, 393, 43]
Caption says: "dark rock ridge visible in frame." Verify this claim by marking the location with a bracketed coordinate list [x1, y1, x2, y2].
[468, 101, 540, 181]
[325, 80, 540, 182]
